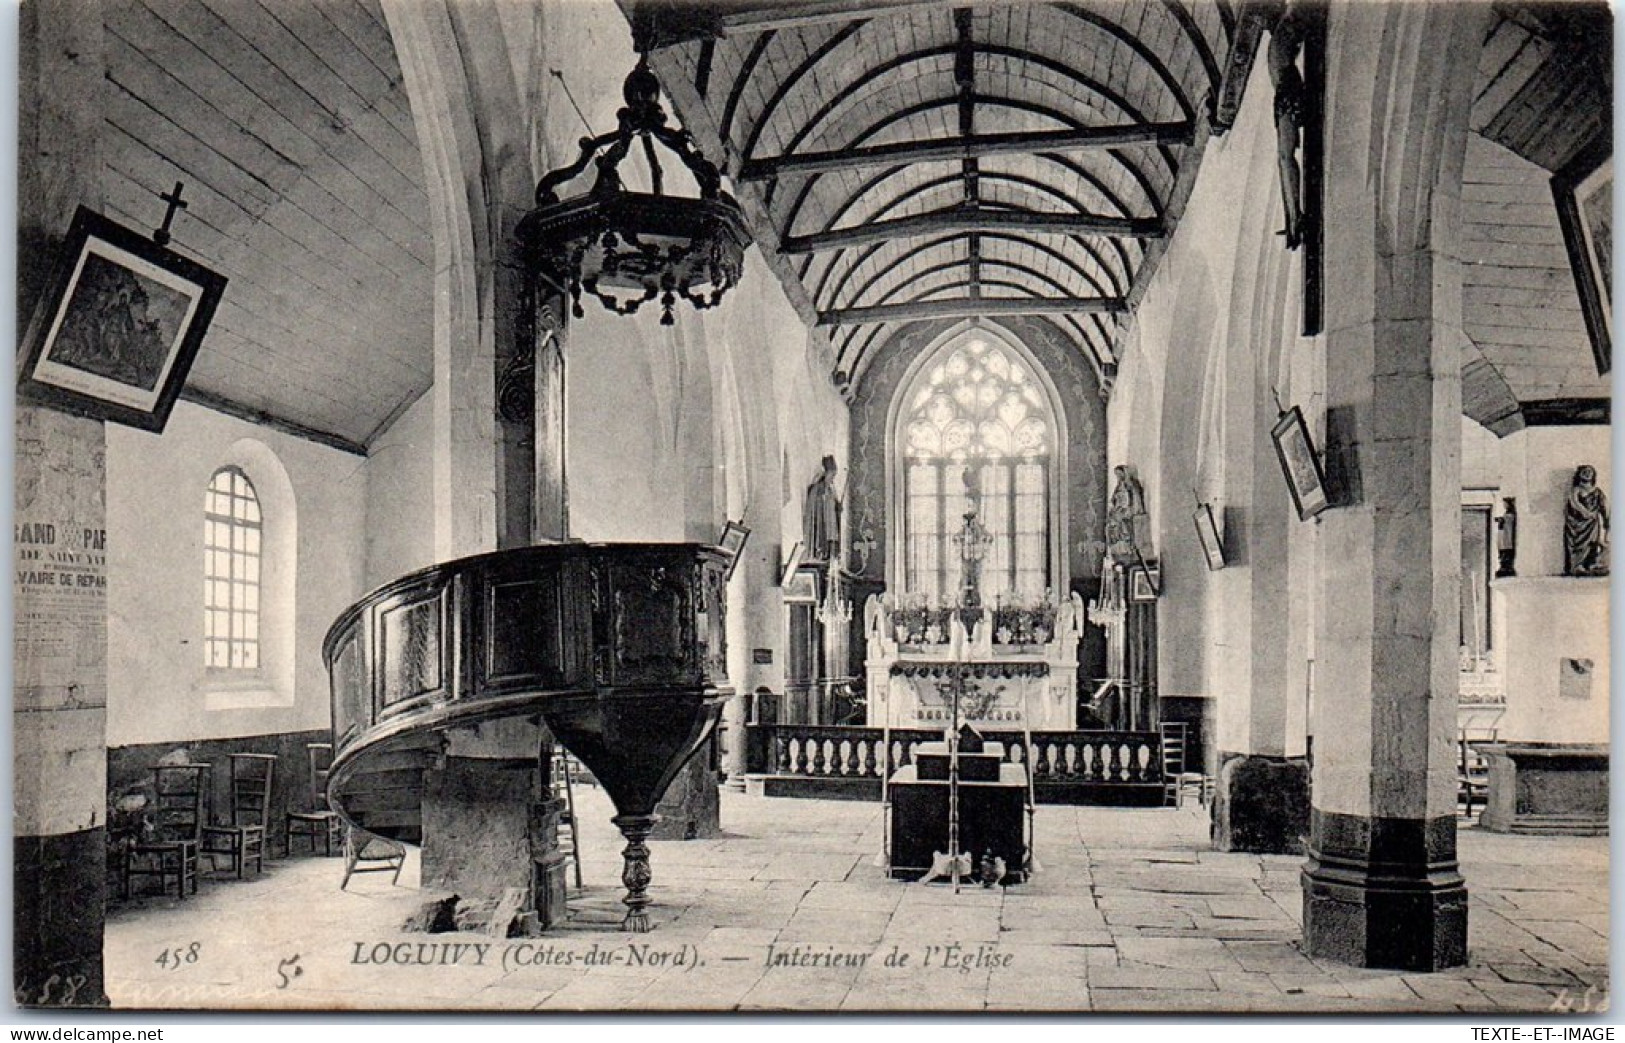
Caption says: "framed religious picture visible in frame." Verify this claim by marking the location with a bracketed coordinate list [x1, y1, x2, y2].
[1130, 563, 1161, 602]
[1271, 405, 1330, 521]
[18, 206, 226, 433]
[782, 565, 818, 604]
[1552, 138, 1613, 375]
[778, 540, 804, 587]
[718, 520, 751, 581]
[1193, 503, 1226, 571]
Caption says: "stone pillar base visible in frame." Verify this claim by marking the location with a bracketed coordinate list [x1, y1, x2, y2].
[422, 756, 562, 931]
[1479, 743, 1608, 835]
[15, 829, 107, 1007]
[651, 741, 721, 840]
[1301, 811, 1467, 971]
[1212, 753, 1310, 854]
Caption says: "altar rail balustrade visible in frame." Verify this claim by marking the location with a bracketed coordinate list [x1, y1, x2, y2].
[744, 724, 1164, 806]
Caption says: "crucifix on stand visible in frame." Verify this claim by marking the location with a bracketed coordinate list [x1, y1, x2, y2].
[923, 467, 995, 891]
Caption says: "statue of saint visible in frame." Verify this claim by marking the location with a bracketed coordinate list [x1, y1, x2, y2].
[1564, 465, 1609, 576]
[802, 455, 842, 563]
[1105, 464, 1148, 563]
[1494, 497, 1517, 578]
[1267, 8, 1307, 250]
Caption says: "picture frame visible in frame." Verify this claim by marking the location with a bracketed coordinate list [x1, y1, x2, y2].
[1271, 405, 1331, 521]
[1130, 563, 1161, 602]
[778, 540, 804, 587]
[1193, 503, 1226, 571]
[782, 566, 818, 603]
[718, 520, 751, 581]
[1552, 138, 1612, 375]
[18, 206, 227, 433]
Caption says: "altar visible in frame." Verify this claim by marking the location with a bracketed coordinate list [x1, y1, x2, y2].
[863, 591, 1084, 730]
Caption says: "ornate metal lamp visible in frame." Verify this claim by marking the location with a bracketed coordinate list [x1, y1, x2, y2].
[519, 50, 748, 326]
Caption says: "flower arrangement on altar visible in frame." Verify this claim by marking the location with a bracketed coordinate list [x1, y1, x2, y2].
[889, 592, 957, 646]
[992, 590, 1059, 647]
[887, 590, 1067, 649]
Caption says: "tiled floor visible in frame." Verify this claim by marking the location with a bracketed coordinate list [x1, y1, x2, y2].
[105, 788, 1609, 1013]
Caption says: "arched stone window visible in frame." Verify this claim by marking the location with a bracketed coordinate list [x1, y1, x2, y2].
[892, 332, 1062, 600]
[204, 465, 262, 670]
[198, 440, 297, 710]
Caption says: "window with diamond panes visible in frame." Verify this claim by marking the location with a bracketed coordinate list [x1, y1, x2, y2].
[204, 466, 262, 670]
[901, 339, 1053, 600]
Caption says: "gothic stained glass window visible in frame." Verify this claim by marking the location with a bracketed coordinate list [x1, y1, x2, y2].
[901, 338, 1053, 599]
[203, 466, 262, 670]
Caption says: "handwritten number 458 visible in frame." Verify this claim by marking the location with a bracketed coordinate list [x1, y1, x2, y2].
[154, 942, 201, 970]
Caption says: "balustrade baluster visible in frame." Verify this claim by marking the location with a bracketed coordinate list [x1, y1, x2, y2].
[813, 738, 828, 776]
[1080, 741, 1096, 781]
[794, 737, 809, 775]
[775, 734, 791, 774]
[863, 739, 877, 777]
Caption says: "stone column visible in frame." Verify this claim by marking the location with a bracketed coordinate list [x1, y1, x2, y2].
[385, 0, 566, 928]
[1210, 81, 1311, 854]
[1300, 1, 1486, 971]
[15, 0, 110, 1008]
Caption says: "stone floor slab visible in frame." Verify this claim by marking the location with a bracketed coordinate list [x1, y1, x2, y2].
[102, 788, 1607, 1013]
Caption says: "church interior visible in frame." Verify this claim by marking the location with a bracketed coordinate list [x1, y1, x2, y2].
[12, 0, 1612, 1013]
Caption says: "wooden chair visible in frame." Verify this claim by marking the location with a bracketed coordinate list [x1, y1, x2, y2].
[202, 753, 275, 878]
[1458, 729, 1494, 820]
[341, 829, 406, 890]
[1160, 722, 1188, 807]
[1160, 721, 1213, 808]
[553, 750, 583, 889]
[286, 743, 343, 857]
[125, 763, 207, 899]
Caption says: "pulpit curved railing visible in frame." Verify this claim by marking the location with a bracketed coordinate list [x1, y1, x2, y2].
[323, 542, 731, 931]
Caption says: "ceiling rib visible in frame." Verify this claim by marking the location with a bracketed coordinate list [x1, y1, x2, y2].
[736, 20, 870, 163]
[819, 296, 1125, 325]
[781, 204, 1164, 253]
[740, 121, 1194, 180]
[764, 67, 1178, 209]
[813, 185, 1129, 310]
[638, 0, 1238, 394]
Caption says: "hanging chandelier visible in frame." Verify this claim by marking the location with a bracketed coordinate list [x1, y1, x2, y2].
[519, 51, 748, 326]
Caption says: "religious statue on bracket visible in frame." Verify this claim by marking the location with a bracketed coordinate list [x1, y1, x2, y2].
[1267, 2, 1308, 250]
[1563, 465, 1609, 577]
[1105, 464, 1151, 564]
[802, 455, 843, 564]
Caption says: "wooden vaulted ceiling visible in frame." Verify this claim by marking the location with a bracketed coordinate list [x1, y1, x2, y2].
[100, 0, 432, 451]
[1459, 2, 1612, 433]
[640, 0, 1234, 387]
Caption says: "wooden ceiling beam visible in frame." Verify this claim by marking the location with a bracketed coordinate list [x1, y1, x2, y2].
[782, 206, 1165, 253]
[709, 0, 1049, 35]
[818, 296, 1125, 325]
[742, 121, 1193, 181]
